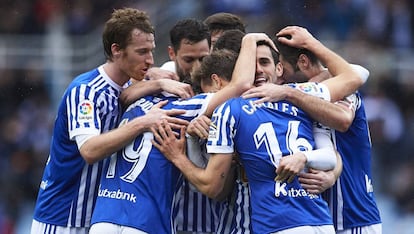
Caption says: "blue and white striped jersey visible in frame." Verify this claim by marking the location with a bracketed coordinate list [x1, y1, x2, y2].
[325, 92, 381, 230]
[91, 93, 215, 234]
[173, 179, 223, 232]
[33, 65, 123, 227]
[216, 179, 252, 234]
[207, 96, 333, 233]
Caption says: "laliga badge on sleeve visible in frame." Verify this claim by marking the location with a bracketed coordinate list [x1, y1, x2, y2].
[78, 100, 94, 123]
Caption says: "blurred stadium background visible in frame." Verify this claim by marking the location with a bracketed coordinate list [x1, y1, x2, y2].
[0, 0, 413, 233]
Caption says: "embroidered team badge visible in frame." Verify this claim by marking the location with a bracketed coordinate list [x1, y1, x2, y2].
[208, 114, 219, 139]
[78, 100, 94, 122]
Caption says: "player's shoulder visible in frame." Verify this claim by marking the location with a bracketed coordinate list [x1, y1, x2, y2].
[288, 82, 330, 101]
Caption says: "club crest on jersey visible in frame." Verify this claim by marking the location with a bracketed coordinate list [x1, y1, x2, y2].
[208, 114, 219, 139]
[78, 100, 94, 122]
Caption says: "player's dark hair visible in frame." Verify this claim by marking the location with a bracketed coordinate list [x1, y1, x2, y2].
[192, 49, 237, 92]
[169, 19, 211, 52]
[213, 29, 245, 54]
[273, 36, 318, 68]
[204, 12, 246, 33]
[102, 8, 154, 61]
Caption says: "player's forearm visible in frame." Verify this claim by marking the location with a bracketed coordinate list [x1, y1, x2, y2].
[332, 151, 343, 180]
[80, 116, 152, 164]
[204, 37, 256, 117]
[120, 80, 162, 107]
[304, 147, 336, 171]
[171, 154, 225, 199]
[285, 88, 352, 131]
[231, 35, 259, 89]
[304, 40, 362, 101]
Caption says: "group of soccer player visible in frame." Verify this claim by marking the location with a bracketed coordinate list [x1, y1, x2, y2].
[30, 7, 382, 234]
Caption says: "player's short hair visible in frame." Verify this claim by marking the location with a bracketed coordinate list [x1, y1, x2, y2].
[213, 29, 245, 54]
[102, 8, 154, 61]
[204, 12, 246, 34]
[169, 19, 211, 52]
[273, 36, 318, 67]
[214, 30, 279, 65]
[192, 49, 237, 92]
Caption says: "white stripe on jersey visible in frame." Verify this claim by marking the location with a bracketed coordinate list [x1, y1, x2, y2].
[174, 180, 222, 232]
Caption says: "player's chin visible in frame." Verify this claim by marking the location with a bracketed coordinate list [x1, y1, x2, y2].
[133, 70, 147, 81]
[254, 80, 268, 87]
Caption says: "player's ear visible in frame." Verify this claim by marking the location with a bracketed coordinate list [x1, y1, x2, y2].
[168, 46, 176, 61]
[297, 54, 310, 70]
[111, 43, 122, 58]
[275, 62, 283, 78]
[211, 74, 221, 91]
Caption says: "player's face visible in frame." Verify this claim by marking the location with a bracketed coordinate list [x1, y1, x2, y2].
[276, 55, 308, 85]
[119, 29, 155, 81]
[170, 39, 210, 85]
[254, 45, 276, 87]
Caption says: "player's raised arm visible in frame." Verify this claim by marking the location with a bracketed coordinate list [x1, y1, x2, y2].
[276, 26, 362, 102]
[204, 33, 276, 117]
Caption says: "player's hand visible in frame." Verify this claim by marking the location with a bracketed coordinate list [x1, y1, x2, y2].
[144, 100, 189, 131]
[275, 152, 307, 183]
[242, 83, 289, 104]
[276, 26, 317, 49]
[243, 33, 278, 52]
[187, 115, 211, 139]
[146, 67, 180, 81]
[298, 168, 336, 194]
[152, 120, 187, 162]
[159, 79, 194, 99]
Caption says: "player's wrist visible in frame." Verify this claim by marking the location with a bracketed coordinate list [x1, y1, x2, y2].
[284, 86, 302, 103]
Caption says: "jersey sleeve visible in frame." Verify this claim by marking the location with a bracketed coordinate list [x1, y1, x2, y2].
[206, 100, 237, 154]
[303, 123, 337, 170]
[336, 93, 357, 113]
[68, 84, 101, 140]
[289, 82, 331, 101]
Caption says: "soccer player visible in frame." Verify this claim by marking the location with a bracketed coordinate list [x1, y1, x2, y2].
[243, 26, 382, 233]
[30, 8, 188, 234]
[160, 18, 219, 234]
[152, 28, 360, 233]
[89, 33, 275, 234]
[162, 18, 248, 234]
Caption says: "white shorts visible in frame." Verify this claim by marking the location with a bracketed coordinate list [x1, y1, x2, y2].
[89, 222, 148, 234]
[31, 219, 89, 234]
[271, 225, 335, 234]
[337, 223, 382, 234]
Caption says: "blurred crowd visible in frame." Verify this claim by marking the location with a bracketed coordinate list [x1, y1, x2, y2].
[0, 0, 413, 233]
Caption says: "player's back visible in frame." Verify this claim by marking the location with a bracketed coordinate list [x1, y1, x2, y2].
[208, 97, 333, 233]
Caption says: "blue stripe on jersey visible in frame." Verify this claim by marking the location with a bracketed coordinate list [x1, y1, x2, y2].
[33, 66, 122, 227]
